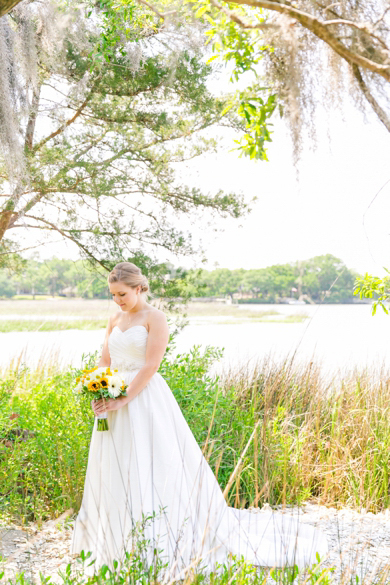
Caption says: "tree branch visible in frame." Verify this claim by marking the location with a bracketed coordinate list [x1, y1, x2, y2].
[352, 64, 390, 132]
[7, 191, 48, 229]
[25, 84, 42, 150]
[22, 214, 110, 271]
[323, 19, 389, 52]
[210, 0, 278, 30]
[0, 0, 23, 18]
[224, 0, 390, 81]
[19, 215, 186, 254]
[134, 0, 176, 21]
[32, 78, 101, 153]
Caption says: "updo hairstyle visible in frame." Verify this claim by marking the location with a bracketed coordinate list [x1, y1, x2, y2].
[108, 262, 151, 298]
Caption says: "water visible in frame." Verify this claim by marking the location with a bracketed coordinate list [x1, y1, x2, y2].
[1, 304, 389, 378]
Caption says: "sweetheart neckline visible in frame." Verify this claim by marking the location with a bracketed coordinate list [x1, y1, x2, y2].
[112, 324, 149, 335]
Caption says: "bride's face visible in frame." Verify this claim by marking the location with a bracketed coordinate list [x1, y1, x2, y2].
[110, 282, 140, 310]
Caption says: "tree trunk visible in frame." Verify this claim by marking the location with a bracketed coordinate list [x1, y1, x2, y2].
[0, 0, 24, 17]
[0, 210, 14, 241]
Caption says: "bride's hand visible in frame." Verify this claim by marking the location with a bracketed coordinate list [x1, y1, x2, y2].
[92, 396, 127, 415]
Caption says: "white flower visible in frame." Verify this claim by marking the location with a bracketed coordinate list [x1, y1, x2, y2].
[108, 375, 123, 398]
[88, 367, 107, 382]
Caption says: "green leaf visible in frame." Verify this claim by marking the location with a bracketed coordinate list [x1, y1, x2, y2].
[195, 4, 209, 18]
[204, 14, 216, 25]
[206, 54, 219, 65]
[220, 102, 234, 116]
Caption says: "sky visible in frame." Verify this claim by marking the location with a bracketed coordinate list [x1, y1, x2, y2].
[171, 103, 390, 276]
[26, 64, 390, 277]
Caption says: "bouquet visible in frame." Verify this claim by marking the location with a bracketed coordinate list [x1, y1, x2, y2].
[73, 366, 127, 431]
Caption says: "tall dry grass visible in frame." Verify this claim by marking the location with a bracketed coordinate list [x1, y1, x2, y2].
[216, 357, 390, 513]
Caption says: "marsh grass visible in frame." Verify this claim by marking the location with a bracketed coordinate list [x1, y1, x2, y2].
[0, 299, 112, 317]
[174, 304, 281, 319]
[213, 314, 307, 325]
[0, 299, 274, 319]
[0, 299, 309, 334]
[0, 314, 308, 332]
[0, 346, 388, 526]
[218, 358, 390, 513]
[0, 320, 109, 333]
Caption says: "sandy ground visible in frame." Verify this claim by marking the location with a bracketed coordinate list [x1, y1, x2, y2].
[1, 503, 389, 584]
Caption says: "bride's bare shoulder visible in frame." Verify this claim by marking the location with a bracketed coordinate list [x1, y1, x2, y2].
[146, 307, 168, 330]
[108, 313, 120, 331]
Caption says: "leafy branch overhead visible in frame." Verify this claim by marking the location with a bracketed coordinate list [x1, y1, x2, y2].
[84, 0, 278, 160]
[141, 0, 390, 159]
[0, 0, 254, 273]
[191, 0, 390, 128]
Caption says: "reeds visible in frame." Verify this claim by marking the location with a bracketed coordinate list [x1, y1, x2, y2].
[1, 349, 389, 524]
[216, 356, 390, 513]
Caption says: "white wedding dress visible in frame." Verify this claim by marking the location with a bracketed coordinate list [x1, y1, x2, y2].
[71, 325, 328, 579]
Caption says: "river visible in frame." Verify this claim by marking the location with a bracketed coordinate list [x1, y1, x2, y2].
[1, 303, 389, 379]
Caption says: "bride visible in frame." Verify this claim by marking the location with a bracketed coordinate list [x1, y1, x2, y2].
[71, 262, 328, 579]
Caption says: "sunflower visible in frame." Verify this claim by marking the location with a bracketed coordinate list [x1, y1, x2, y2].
[100, 377, 109, 389]
[88, 380, 101, 392]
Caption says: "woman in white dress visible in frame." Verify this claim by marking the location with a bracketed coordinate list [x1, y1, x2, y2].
[71, 262, 328, 579]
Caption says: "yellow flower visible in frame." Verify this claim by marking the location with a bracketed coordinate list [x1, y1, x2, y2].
[100, 377, 109, 389]
[76, 377, 80, 383]
[88, 380, 101, 392]
[84, 367, 97, 374]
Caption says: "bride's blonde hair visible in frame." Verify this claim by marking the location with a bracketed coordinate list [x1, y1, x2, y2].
[108, 262, 151, 298]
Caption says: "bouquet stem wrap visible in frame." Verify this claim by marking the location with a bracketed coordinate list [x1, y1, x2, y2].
[97, 412, 109, 431]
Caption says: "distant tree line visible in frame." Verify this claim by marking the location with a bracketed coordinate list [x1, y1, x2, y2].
[0, 258, 109, 299]
[0, 254, 359, 304]
[194, 254, 359, 303]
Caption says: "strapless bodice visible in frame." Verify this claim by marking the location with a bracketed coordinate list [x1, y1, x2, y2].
[108, 325, 148, 371]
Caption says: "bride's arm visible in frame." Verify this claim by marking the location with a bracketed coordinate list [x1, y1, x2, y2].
[90, 316, 114, 413]
[97, 315, 114, 367]
[93, 310, 169, 414]
[124, 311, 170, 402]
